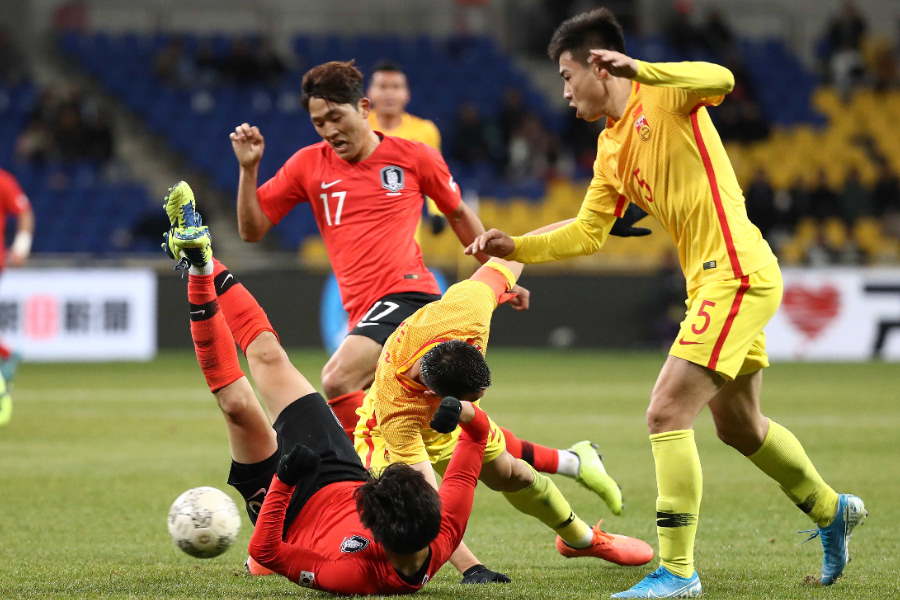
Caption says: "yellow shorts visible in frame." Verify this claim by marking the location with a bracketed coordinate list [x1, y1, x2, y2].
[355, 415, 508, 476]
[669, 262, 782, 380]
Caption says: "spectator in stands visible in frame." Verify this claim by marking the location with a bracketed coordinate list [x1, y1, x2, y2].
[0, 28, 26, 85]
[450, 102, 502, 168]
[701, 8, 735, 57]
[745, 168, 777, 238]
[821, 0, 868, 96]
[154, 37, 196, 89]
[255, 38, 288, 84]
[809, 169, 841, 221]
[497, 88, 525, 149]
[506, 113, 557, 181]
[838, 167, 871, 224]
[664, 0, 703, 57]
[873, 161, 899, 217]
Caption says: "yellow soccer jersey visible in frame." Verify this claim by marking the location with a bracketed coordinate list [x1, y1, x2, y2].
[508, 60, 776, 294]
[368, 112, 441, 150]
[354, 263, 516, 467]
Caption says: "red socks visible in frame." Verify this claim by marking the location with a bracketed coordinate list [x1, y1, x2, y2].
[500, 426, 560, 474]
[188, 274, 244, 393]
[0, 343, 10, 361]
[211, 259, 276, 353]
[328, 391, 366, 440]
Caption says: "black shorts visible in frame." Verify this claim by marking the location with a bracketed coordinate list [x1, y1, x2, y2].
[349, 291, 442, 345]
[227, 392, 369, 530]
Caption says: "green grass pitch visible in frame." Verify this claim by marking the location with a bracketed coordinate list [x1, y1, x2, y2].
[1, 350, 897, 599]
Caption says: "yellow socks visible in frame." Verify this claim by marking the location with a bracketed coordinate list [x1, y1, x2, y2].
[651, 429, 702, 578]
[503, 462, 594, 547]
[748, 420, 839, 527]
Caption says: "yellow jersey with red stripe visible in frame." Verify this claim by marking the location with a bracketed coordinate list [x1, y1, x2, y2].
[367, 112, 441, 150]
[353, 263, 517, 468]
[507, 60, 776, 295]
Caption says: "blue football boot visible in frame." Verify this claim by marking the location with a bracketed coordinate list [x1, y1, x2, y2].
[612, 566, 701, 598]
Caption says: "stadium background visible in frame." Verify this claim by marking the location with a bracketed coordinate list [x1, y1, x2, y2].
[2, 2, 899, 599]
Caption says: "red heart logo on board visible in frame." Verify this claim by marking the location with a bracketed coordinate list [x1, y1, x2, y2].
[782, 284, 841, 340]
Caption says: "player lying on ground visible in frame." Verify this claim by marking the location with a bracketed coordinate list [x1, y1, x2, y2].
[166, 181, 629, 582]
[356, 221, 654, 569]
[163, 194, 497, 595]
[467, 8, 866, 597]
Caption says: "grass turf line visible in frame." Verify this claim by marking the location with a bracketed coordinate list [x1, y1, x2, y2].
[0, 350, 896, 599]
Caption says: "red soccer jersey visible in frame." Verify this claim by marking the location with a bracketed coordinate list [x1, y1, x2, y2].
[0, 169, 30, 266]
[257, 134, 462, 327]
[248, 408, 489, 595]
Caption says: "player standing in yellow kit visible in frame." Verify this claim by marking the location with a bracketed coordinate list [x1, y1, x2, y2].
[466, 8, 866, 598]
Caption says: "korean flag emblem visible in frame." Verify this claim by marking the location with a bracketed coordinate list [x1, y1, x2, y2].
[340, 534, 371, 553]
[380, 165, 405, 192]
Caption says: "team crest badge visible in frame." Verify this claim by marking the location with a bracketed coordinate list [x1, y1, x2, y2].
[340, 535, 370, 553]
[380, 165, 405, 192]
[635, 114, 651, 141]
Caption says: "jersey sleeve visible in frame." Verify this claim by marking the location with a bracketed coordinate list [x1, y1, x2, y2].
[256, 149, 311, 225]
[429, 407, 489, 568]
[633, 60, 734, 113]
[506, 164, 619, 263]
[415, 144, 462, 215]
[248, 476, 327, 577]
[0, 171, 28, 215]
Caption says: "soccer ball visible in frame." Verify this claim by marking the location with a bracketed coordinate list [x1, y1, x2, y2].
[167, 486, 241, 558]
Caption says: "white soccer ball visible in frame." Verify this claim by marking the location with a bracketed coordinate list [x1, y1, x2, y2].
[167, 486, 241, 558]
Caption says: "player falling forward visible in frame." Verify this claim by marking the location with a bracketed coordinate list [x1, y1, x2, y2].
[467, 9, 866, 597]
[355, 222, 653, 570]
[162, 182, 495, 595]
[230, 60, 629, 581]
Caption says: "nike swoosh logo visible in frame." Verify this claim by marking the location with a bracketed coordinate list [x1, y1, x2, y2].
[190, 310, 205, 317]
[221, 273, 233, 285]
[678, 338, 702, 345]
[321, 179, 342, 189]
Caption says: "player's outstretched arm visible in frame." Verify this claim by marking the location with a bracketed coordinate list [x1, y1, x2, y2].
[589, 49, 734, 97]
[231, 122, 273, 242]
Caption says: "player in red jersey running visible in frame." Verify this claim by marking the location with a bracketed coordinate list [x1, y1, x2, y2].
[0, 168, 34, 396]
[164, 196, 494, 595]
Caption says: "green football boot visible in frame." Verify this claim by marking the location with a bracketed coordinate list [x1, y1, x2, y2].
[0, 373, 11, 427]
[162, 225, 212, 271]
[569, 440, 624, 516]
[163, 181, 202, 229]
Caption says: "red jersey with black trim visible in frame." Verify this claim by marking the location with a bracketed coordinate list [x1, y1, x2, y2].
[248, 407, 490, 595]
[0, 169, 30, 266]
[257, 134, 462, 327]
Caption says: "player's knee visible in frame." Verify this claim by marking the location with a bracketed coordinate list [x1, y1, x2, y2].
[246, 333, 287, 369]
[216, 393, 253, 424]
[646, 393, 677, 433]
[320, 364, 354, 399]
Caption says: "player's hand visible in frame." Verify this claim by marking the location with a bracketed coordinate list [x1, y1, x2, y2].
[464, 229, 515, 258]
[230, 122, 265, 168]
[430, 396, 469, 433]
[276, 443, 320, 486]
[507, 285, 530, 311]
[588, 49, 639, 79]
[609, 204, 652, 237]
[460, 565, 512, 584]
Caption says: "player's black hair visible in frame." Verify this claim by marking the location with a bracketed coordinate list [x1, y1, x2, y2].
[372, 60, 405, 75]
[301, 60, 365, 111]
[355, 463, 442, 554]
[547, 7, 626, 63]
[419, 340, 491, 399]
